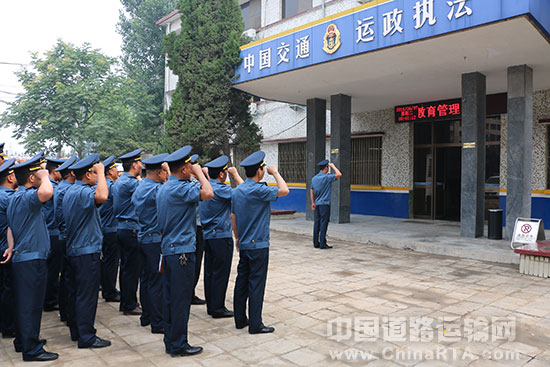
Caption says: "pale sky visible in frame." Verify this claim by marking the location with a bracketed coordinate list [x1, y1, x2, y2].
[0, 0, 124, 156]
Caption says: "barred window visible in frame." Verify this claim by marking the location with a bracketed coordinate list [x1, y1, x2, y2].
[351, 136, 382, 186]
[278, 142, 306, 183]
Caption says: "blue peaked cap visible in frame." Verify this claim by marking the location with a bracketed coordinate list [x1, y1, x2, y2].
[0, 158, 16, 177]
[56, 155, 79, 172]
[143, 153, 169, 167]
[166, 146, 192, 163]
[205, 155, 229, 170]
[102, 155, 116, 169]
[317, 159, 329, 167]
[118, 149, 142, 161]
[240, 151, 265, 168]
[11, 151, 44, 173]
[69, 154, 99, 171]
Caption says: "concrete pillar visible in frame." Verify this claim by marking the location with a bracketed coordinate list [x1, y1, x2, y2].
[460, 72, 486, 238]
[306, 98, 326, 221]
[506, 65, 533, 239]
[330, 94, 351, 224]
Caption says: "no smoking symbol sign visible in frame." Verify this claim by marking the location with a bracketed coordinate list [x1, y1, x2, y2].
[521, 224, 532, 234]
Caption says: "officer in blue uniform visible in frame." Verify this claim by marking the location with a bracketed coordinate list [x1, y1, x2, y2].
[310, 160, 342, 249]
[63, 154, 111, 348]
[189, 154, 206, 305]
[231, 151, 289, 334]
[0, 158, 16, 339]
[132, 153, 169, 334]
[7, 152, 59, 361]
[200, 155, 243, 318]
[157, 146, 213, 357]
[54, 156, 78, 323]
[43, 157, 65, 312]
[0, 142, 7, 165]
[99, 156, 121, 302]
[113, 149, 143, 315]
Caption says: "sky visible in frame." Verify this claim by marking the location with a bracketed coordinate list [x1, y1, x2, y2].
[0, 0, 124, 156]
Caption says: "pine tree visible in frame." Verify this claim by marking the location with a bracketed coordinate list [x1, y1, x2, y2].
[163, 0, 262, 159]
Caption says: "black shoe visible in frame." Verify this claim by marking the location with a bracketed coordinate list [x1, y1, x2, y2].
[123, 307, 143, 315]
[314, 244, 320, 248]
[43, 304, 59, 312]
[151, 327, 164, 334]
[2, 330, 16, 338]
[211, 309, 234, 318]
[235, 320, 249, 329]
[320, 245, 333, 249]
[171, 345, 203, 357]
[104, 294, 121, 302]
[140, 319, 151, 327]
[15, 339, 47, 353]
[249, 326, 275, 334]
[23, 351, 59, 362]
[191, 296, 206, 305]
[79, 337, 111, 349]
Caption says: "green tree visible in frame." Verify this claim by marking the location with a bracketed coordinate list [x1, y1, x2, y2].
[163, 0, 262, 159]
[117, 0, 178, 140]
[1, 40, 116, 156]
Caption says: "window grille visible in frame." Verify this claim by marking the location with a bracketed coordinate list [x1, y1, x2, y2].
[278, 142, 306, 183]
[351, 136, 382, 186]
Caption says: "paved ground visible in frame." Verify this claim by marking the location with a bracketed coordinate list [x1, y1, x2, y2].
[2, 230, 550, 366]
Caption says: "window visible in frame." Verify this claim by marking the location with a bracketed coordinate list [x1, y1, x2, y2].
[283, 0, 313, 19]
[278, 142, 306, 183]
[240, 0, 261, 30]
[351, 136, 382, 186]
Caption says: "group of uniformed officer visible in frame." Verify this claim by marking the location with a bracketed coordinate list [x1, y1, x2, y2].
[0, 142, 290, 361]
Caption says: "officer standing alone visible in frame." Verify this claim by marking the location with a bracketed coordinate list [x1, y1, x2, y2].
[7, 152, 58, 361]
[231, 151, 289, 334]
[157, 146, 213, 357]
[200, 155, 243, 318]
[311, 160, 342, 249]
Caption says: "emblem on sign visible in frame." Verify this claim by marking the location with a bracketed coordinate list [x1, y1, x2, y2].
[323, 24, 341, 54]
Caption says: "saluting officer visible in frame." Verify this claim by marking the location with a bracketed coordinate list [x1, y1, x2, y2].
[7, 152, 59, 361]
[99, 156, 121, 302]
[113, 149, 143, 315]
[54, 155, 78, 323]
[62, 154, 111, 348]
[157, 146, 213, 357]
[0, 143, 7, 165]
[0, 158, 17, 339]
[231, 151, 289, 334]
[311, 160, 342, 249]
[43, 157, 65, 312]
[189, 154, 206, 305]
[132, 153, 169, 334]
[200, 155, 243, 318]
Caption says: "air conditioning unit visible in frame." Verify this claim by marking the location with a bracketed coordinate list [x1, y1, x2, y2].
[243, 28, 257, 40]
[249, 102, 258, 116]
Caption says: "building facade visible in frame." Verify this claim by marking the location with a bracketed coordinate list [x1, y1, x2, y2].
[159, 0, 550, 235]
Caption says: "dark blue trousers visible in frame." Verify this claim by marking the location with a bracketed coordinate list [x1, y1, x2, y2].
[233, 248, 269, 332]
[193, 226, 204, 298]
[12, 259, 47, 358]
[204, 238, 233, 314]
[59, 239, 71, 321]
[0, 260, 15, 337]
[44, 234, 63, 309]
[68, 253, 101, 347]
[163, 253, 195, 353]
[139, 242, 163, 330]
[117, 229, 141, 312]
[313, 204, 330, 248]
[101, 231, 120, 300]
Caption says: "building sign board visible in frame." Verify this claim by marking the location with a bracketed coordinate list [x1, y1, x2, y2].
[235, 0, 550, 85]
[395, 98, 461, 123]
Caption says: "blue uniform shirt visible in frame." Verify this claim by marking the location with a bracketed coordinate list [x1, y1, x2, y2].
[231, 179, 278, 250]
[199, 179, 233, 240]
[41, 177, 59, 236]
[311, 172, 337, 205]
[157, 176, 200, 255]
[132, 178, 162, 244]
[7, 186, 50, 263]
[114, 172, 139, 230]
[63, 180, 102, 257]
[0, 186, 16, 251]
[55, 180, 73, 240]
[99, 177, 117, 233]
[191, 177, 201, 226]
